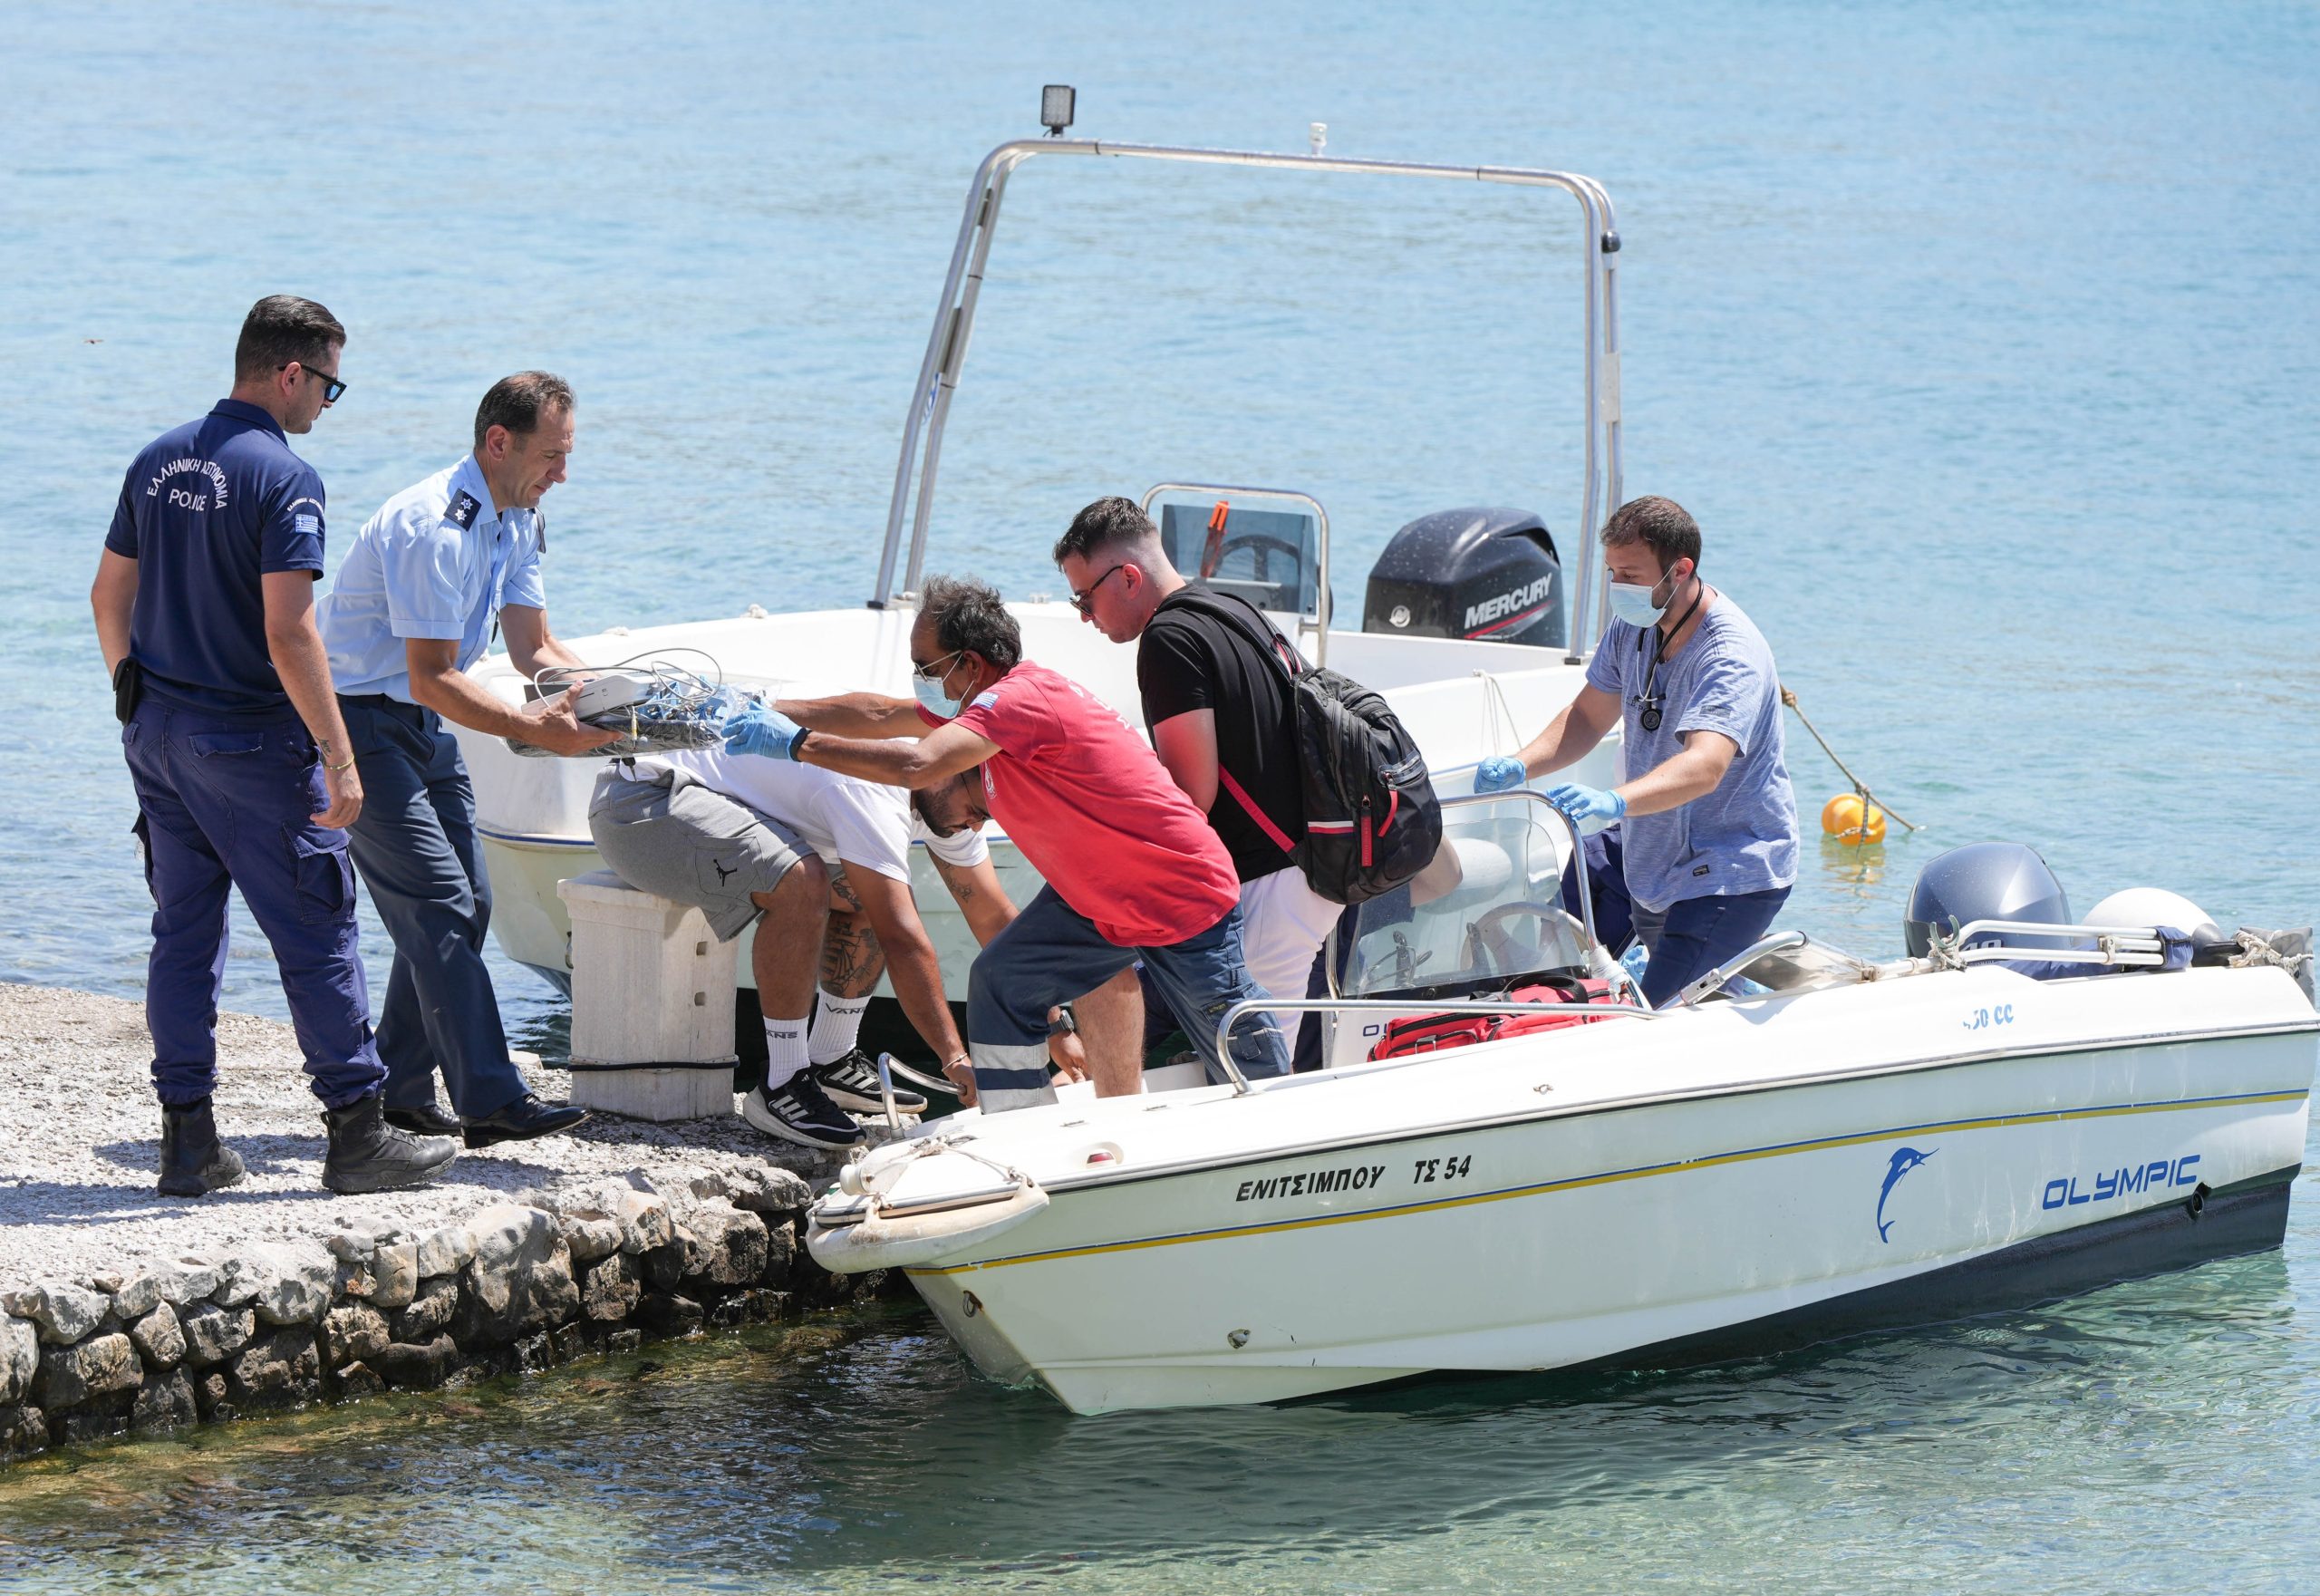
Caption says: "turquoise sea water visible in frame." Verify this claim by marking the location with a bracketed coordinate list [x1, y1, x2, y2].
[4, 0, 2318, 1586]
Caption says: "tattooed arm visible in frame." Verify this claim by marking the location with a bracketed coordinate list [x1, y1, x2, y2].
[929, 854, 1017, 947]
[827, 863, 965, 1063]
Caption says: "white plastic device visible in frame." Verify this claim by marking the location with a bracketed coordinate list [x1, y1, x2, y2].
[567, 671, 655, 720]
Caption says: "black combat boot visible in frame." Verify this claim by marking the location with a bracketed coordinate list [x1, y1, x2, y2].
[322, 1090, 459, 1195]
[157, 1098, 247, 1197]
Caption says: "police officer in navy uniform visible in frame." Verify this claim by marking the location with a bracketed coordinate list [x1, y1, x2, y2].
[318, 372, 608, 1145]
[91, 295, 459, 1197]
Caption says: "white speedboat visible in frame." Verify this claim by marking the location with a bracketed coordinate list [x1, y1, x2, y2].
[454, 116, 1631, 1000]
[807, 796, 2318, 1414]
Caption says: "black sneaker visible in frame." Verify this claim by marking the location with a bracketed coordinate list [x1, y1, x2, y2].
[743, 1074, 864, 1149]
[813, 1049, 928, 1116]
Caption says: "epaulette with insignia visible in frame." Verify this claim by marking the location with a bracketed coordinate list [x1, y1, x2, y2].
[446, 490, 480, 531]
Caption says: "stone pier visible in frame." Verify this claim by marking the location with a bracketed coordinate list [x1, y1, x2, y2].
[0, 982, 896, 1465]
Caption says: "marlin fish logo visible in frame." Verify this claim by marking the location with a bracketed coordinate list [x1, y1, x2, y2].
[1876, 1146, 1936, 1243]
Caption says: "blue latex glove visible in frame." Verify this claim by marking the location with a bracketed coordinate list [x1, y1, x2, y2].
[1474, 756, 1527, 794]
[1545, 782, 1627, 829]
[1619, 942, 1650, 988]
[2157, 925, 2192, 972]
[721, 702, 805, 760]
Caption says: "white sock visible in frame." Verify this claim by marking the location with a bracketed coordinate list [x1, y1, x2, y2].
[762, 1016, 809, 1089]
[808, 990, 871, 1066]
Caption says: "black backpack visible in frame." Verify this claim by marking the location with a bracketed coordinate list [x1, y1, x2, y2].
[1170, 589, 1443, 905]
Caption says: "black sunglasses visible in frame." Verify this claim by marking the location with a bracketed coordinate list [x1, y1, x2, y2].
[284, 361, 348, 403]
[1068, 563, 1129, 616]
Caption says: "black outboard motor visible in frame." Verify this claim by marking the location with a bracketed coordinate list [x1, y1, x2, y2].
[1903, 842, 2075, 956]
[1363, 508, 1564, 649]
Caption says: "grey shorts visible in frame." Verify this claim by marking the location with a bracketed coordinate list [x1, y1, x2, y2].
[586, 763, 809, 941]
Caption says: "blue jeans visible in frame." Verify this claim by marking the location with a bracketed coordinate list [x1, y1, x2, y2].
[339, 695, 527, 1119]
[1633, 886, 1793, 1009]
[121, 697, 385, 1108]
[964, 886, 1290, 1111]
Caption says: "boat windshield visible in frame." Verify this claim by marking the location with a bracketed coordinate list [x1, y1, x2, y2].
[1142, 485, 1327, 621]
[1337, 795, 1590, 1001]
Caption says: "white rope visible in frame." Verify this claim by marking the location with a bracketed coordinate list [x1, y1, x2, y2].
[1474, 668, 1523, 755]
[857, 1133, 1032, 1213]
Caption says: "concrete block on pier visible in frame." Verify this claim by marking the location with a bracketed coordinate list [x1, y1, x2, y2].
[557, 870, 738, 1123]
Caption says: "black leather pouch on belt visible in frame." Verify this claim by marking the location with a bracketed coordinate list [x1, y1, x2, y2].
[112, 656, 144, 724]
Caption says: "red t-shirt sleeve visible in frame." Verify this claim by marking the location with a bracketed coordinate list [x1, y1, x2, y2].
[949, 675, 1054, 761]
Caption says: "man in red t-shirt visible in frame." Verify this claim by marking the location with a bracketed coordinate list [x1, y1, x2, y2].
[720, 575, 1292, 1112]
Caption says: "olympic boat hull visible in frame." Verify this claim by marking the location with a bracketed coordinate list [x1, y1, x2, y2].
[811, 964, 2315, 1414]
[452, 602, 1616, 998]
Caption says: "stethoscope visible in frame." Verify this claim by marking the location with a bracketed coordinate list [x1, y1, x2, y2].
[1633, 575, 1703, 733]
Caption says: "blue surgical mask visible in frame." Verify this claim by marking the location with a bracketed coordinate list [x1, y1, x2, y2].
[913, 672, 964, 721]
[1607, 565, 1689, 628]
[1607, 582, 1667, 627]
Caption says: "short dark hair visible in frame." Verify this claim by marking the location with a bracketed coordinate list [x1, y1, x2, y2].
[908, 771, 983, 836]
[1600, 495, 1701, 571]
[1053, 496, 1160, 566]
[921, 574, 1021, 673]
[233, 295, 345, 382]
[474, 371, 575, 451]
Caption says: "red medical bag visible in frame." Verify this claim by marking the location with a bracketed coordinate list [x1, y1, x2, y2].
[1368, 978, 1618, 1060]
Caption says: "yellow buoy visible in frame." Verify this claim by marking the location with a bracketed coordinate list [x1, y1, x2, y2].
[1820, 792, 1887, 847]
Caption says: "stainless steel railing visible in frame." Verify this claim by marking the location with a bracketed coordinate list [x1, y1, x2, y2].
[1210, 788, 1620, 1092]
[870, 138, 1621, 665]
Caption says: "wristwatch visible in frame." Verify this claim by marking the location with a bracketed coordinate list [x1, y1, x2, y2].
[1048, 1004, 1078, 1039]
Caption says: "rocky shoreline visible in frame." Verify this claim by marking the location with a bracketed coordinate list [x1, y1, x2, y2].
[0, 982, 892, 1465]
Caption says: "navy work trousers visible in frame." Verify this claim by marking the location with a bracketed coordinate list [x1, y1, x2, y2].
[964, 886, 1290, 1110]
[1561, 827, 1789, 1004]
[339, 695, 527, 1119]
[121, 697, 384, 1108]
[1632, 885, 1793, 1009]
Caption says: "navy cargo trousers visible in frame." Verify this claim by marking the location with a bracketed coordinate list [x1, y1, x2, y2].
[338, 694, 527, 1120]
[121, 697, 385, 1108]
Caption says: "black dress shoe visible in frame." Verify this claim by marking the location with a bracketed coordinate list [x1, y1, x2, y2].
[462, 1092, 589, 1148]
[384, 1102, 462, 1137]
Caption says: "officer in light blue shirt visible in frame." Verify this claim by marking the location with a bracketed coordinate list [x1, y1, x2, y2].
[317, 372, 614, 1146]
[1475, 496, 1799, 1007]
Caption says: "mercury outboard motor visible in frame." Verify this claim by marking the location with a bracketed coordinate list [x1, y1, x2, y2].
[1364, 508, 1564, 649]
[1903, 842, 2074, 956]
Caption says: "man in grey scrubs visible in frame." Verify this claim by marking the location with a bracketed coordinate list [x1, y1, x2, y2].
[1476, 495, 1798, 1007]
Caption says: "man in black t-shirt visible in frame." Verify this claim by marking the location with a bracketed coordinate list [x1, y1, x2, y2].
[1054, 498, 1343, 1051]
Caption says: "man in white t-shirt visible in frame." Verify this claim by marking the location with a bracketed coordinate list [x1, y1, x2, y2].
[586, 745, 1000, 1148]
